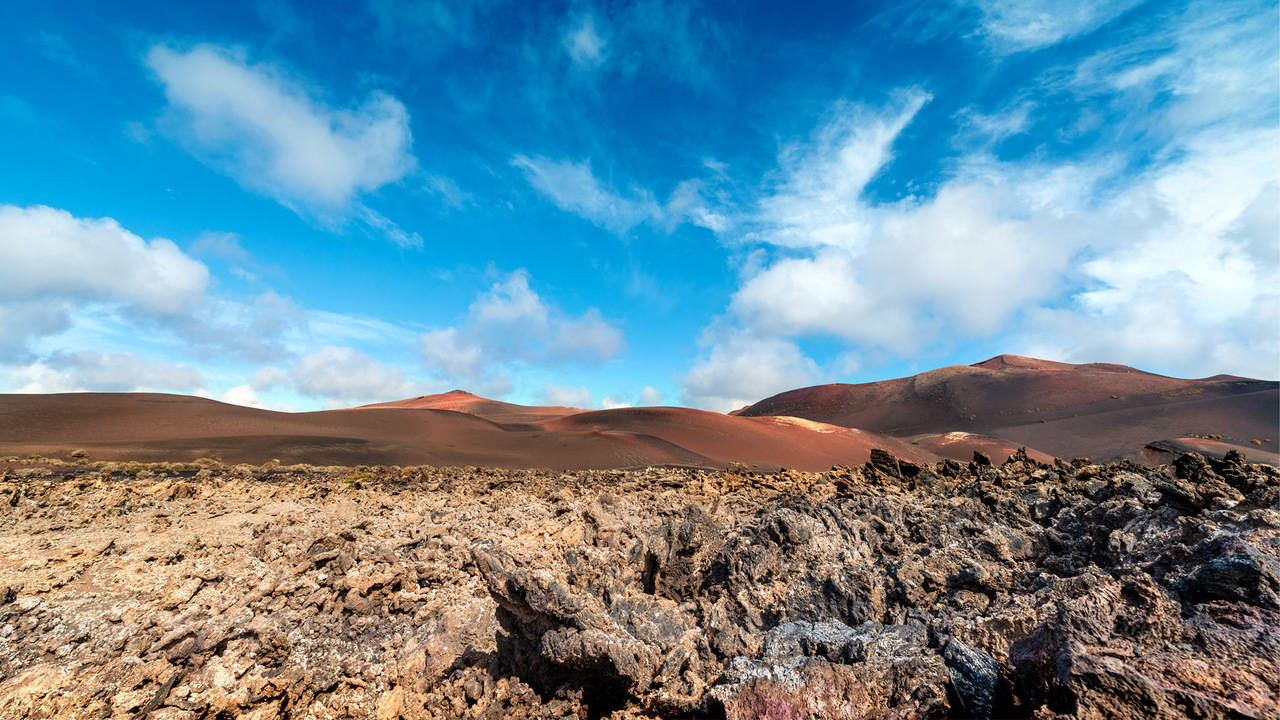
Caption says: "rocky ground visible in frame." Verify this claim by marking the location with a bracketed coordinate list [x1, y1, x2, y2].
[0, 450, 1277, 719]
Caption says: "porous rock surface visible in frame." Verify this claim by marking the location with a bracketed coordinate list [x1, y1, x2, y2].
[0, 450, 1276, 718]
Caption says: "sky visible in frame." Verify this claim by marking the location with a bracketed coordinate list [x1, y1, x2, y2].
[0, 0, 1276, 412]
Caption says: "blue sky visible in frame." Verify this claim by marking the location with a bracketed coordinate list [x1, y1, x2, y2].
[0, 0, 1276, 411]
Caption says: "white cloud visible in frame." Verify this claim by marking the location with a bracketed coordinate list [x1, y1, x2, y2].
[172, 290, 308, 363]
[750, 89, 930, 251]
[420, 327, 488, 380]
[600, 385, 665, 409]
[190, 231, 251, 263]
[10, 352, 204, 393]
[955, 101, 1034, 143]
[638, 386, 664, 405]
[250, 365, 292, 390]
[419, 270, 623, 393]
[513, 155, 735, 236]
[0, 205, 209, 314]
[682, 331, 820, 413]
[684, 0, 1279, 401]
[512, 155, 661, 234]
[146, 43, 417, 243]
[0, 301, 72, 360]
[423, 174, 473, 210]
[968, 0, 1143, 53]
[727, 91, 1090, 354]
[550, 309, 625, 362]
[564, 14, 607, 67]
[665, 179, 732, 233]
[0, 204, 210, 359]
[219, 384, 265, 408]
[541, 384, 592, 408]
[293, 346, 417, 405]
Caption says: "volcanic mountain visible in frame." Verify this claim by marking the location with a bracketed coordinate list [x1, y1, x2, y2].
[0, 392, 931, 471]
[358, 389, 581, 424]
[734, 354, 1278, 463]
[1, 355, 1272, 469]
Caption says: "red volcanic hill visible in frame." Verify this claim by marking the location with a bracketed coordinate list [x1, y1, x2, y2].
[1, 355, 1272, 469]
[0, 392, 931, 471]
[734, 354, 1279, 463]
[357, 390, 581, 424]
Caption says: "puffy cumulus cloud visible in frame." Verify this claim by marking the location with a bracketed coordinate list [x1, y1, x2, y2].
[682, 332, 820, 413]
[638, 386, 664, 405]
[684, 0, 1279, 399]
[1018, 132, 1279, 378]
[218, 384, 266, 408]
[163, 291, 308, 364]
[727, 92, 1094, 355]
[293, 346, 417, 406]
[0, 205, 210, 360]
[734, 165, 1093, 353]
[212, 364, 300, 410]
[512, 155, 660, 234]
[599, 395, 631, 410]
[419, 270, 623, 394]
[541, 384, 592, 408]
[0, 301, 73, 360]
[1015, 0, 1280, 377]
[967, 0, 1143, 54]
[0, 205, 208, 314]
[419, 328, 487, 382]
[145, 43, 419, 245]
[10, 352, 204, 394]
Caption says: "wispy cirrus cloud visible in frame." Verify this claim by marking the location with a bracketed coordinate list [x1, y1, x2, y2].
[512, 154, 661, 234]
[965, 0, 1144, 54]
[513, 153, 731, 236]
[564, 13, 608, 68]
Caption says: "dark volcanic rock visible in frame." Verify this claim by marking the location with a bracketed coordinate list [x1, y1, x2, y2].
[2, 452, 1278, 718]
[472, 452, 1280, 718]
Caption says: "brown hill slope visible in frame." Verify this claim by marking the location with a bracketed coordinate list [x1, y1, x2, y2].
[539, 408, 935, 469]
[358, 390, 580, 424]
[0, 393, 931, 471]
[735, 354, 1278, 462]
